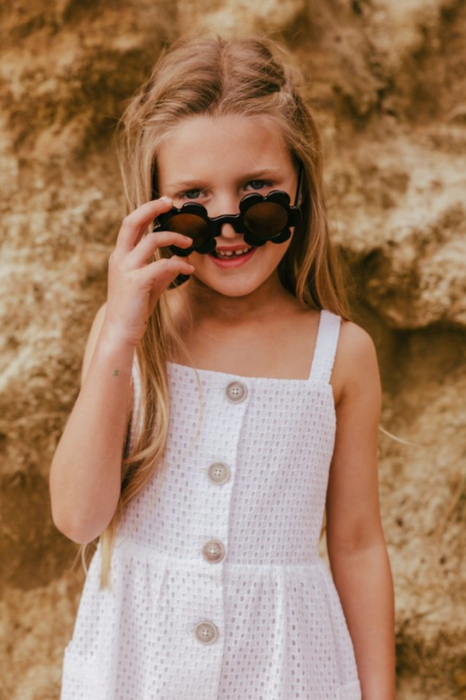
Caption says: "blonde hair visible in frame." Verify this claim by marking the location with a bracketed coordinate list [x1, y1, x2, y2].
[71, 34, 408, 588]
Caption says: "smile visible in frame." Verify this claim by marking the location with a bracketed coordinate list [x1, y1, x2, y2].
[207, 247, 258, 268]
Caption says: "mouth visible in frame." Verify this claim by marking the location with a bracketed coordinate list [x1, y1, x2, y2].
[207, 246, 257, 268]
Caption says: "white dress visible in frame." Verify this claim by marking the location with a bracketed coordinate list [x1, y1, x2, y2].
[60, 308, 362, 700]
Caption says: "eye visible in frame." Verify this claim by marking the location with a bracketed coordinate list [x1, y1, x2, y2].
[177, 188, 204, 200]
[246, 179, 273, 191]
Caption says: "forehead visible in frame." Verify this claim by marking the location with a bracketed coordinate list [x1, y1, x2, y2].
[157, 114, 293, 184]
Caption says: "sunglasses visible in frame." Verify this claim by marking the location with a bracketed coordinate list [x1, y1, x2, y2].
[152, 164, 304, 256]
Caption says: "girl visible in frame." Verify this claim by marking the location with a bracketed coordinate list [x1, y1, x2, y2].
[50, 35, 396, 700]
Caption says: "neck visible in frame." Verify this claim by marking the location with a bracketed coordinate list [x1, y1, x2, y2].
[180, 271, 294, 326]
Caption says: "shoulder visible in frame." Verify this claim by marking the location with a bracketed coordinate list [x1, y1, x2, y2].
[338, 317, 377, 365]
[332, 316, 381, 406]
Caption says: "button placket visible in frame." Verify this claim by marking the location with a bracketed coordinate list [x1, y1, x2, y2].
[193, 379, 249, 648]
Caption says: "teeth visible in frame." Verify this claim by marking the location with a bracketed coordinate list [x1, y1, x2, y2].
[216, 247, 252, 258]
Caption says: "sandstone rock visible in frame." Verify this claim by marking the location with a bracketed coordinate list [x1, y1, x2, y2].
[177, 0, 307, 36]
[1, 0, 465, 698]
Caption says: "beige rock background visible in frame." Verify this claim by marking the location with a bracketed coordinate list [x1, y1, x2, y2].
[0, 0, 465, 697]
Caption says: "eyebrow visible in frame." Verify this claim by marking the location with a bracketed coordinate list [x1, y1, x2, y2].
[166, 168, 281, 190]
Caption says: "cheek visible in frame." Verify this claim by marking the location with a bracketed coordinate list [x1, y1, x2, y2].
[268, 232, 293, 261]
[185, 250, 204, 264]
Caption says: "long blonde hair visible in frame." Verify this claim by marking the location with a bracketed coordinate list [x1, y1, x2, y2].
[71, 34, 402, 588]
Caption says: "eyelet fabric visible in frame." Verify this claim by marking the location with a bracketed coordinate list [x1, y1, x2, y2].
[60, 309, 362, 700]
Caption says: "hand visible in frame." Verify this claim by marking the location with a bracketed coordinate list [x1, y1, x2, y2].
[102, 196, 194, 347]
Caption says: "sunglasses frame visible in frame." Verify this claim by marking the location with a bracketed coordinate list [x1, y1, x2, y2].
[152, 163, 304, 257]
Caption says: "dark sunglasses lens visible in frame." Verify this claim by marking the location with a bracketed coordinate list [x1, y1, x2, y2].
[243, 202, 288, 239]
[164, 213, 210, 247]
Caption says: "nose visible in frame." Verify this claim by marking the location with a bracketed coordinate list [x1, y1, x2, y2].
[208, 195, 242, 241]
[220, 222, 237, 238]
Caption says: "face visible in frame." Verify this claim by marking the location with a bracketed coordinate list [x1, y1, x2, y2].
[156, 114, 299, 299]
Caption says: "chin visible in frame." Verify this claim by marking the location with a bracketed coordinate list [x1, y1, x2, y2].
[199, 277, 264, 297]
[188, 267, 267, 295]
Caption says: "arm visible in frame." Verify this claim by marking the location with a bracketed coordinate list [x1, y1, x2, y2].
[49, 302, 134, 545]
[49, 197, 195, 545]
[326, 322, 396, 699]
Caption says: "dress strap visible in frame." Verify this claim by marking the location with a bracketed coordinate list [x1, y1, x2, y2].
[308, 309, 342, 384]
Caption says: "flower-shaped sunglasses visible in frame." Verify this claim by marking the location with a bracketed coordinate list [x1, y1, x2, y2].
[152, 164, 304, 256]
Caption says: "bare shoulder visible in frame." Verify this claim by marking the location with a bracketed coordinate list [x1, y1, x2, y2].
[332, 317, 382, 406]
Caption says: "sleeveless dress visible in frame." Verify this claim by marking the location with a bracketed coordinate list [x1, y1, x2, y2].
[60, 308, 362, 700]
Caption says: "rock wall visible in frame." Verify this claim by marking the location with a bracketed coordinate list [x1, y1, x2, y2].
[1, 0, 465, 697]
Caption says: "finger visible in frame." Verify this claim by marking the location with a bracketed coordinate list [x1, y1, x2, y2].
[148, 257, 194, 310]
[139, 256, 195, 293]
[116, 196, 175, 254]
[127, 231, 194, 268]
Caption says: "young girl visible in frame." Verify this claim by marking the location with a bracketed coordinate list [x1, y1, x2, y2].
[50, 35, 396, 700]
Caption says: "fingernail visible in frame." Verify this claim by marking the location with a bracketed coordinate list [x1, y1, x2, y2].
[161, 196, 172, 205]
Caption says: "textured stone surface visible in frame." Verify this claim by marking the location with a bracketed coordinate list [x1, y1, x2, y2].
[177, 0, 307, 35]
[1, 0, 465, 698]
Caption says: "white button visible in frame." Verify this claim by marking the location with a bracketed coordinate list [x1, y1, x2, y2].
[194, 621, 218, 644]
[225, 380, 248, 403]
[207, 462, 230, 485]
[202, 539, 225, 563]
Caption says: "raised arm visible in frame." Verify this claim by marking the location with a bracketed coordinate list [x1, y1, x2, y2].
[49, 195, 196, 545]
